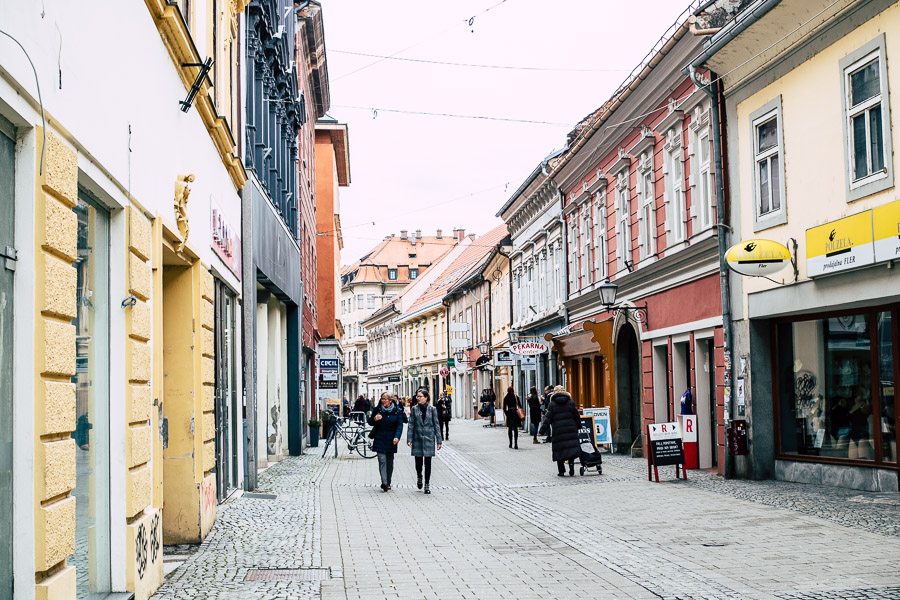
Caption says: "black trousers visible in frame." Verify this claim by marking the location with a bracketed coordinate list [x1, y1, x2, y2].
[557, 458, 575, 474]
[508, 426, 518, 446]
[440, 419, 449, 439]
[414, 456, 432, 483]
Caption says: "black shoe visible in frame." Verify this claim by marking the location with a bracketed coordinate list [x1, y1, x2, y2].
[424, 484, 431, 494]
[514, 444, 518, 449]
[417, 476, 423, 490]
[569, 466, 575, 477]
[509, 443, 512, 448]
[557, 473, 566, 477]
[386, 484, 391, 490]
[381, 483, 388, 492]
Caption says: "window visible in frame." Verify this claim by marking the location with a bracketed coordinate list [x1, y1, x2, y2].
[594, 194, 607, 281]
[554, 242, 563, 304]
[689, 104, 714, 232]
[387, 269, 398, 280]
[409, 268, 418, 279]
[581, 208, 594, 285]
[775, 310, 895, 465]
[567, 218, 577, 292]
[341, 299, 345, 314]
[636, 153, 656, 259]
[615, 171, 631, 272]
[841, 35, 893, 201]
[749, 97, 786, 231]
[367, 294, 375, 309]
[663, 129, 685, 244]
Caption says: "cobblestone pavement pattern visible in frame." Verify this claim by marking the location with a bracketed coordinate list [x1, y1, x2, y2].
[155, 420, 900, 600]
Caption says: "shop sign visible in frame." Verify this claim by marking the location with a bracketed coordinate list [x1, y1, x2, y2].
[806, 211, 874, 277]
[873, 199, 900, 263]
[387, 375, 401, 382]
[582, 407, 611, 445]
[520, 356, 536, 371]
[317, 358, 339, 390]
[725, 239, 791, 276]
[494, 350, 515, 366]
[511, 341, 549, 356]
[210, 196, 241, 277]
[647, 422, 686, 467]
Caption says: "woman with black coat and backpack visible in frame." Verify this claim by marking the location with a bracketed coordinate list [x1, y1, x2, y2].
[368, 392, 405, 492]
[502, 387, 522, 449]
[538, 386, 581, 476]
[527, 387, 543, 444]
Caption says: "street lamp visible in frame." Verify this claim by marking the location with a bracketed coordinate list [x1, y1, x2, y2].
[454, 350, 465, 364]
[599, 279, 650, 327]
[477, 340, 491, 355]
[508, 328, 521, 344]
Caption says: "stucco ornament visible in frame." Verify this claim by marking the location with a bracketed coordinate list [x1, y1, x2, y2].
[174, 173, 195, 251]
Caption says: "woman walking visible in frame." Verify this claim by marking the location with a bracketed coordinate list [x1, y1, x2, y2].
[436, 392, 453, 440]
[502, 386, 522, 449]
[368, 392, 405, 491]
[527, 387, 543, 444]
[407, 388, 442, 494]
[539, 386, 581, 476]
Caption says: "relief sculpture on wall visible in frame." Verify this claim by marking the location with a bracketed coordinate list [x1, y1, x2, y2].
[174, 173, 195, 252]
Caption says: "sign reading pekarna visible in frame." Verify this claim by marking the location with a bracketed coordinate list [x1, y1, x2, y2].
[510, 341, 549, 356]
[725, 239, 790, 276]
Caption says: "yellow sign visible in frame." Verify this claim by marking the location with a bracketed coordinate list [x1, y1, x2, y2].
[725, 239, 791, 276]
[806, 211, 874, 277]
[873, 199, 900, 263]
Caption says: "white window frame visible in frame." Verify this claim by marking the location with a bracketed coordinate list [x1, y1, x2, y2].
[688, 103, 714, 232]
[367, 294, 375, 309]
[554, 242, 562, 305]
[636, 152, 656, 260]
[614, 170, 631, 273]
[593, 192, 607, 281]
[749, 96, 787, 231]
[663, 128, 686, 244]
[840, 34, 893, 202]
[567, 219, 577, 293]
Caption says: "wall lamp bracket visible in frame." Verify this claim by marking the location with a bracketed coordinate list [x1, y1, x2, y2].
[179, 57, 213, 113]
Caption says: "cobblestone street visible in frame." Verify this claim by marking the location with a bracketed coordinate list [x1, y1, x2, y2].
[154, 420, 900, 600]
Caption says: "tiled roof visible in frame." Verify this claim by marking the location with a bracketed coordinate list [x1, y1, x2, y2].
[341, 234, 455, 285]
[403, 224, 508, 318]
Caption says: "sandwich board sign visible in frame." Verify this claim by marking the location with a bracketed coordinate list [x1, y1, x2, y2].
[646, 422, 687, 483]
[582, 407, 611, 445]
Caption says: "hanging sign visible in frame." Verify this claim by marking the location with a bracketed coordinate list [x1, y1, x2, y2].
[873, 199, 900, 263]
[806, 211, 874, 277]
[520, 356, 536, 371]
[511, 341, 549, 356]
[725, 239, 790, 276]
[494, 350, 515, 367]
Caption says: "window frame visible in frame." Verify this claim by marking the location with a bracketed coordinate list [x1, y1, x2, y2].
[614, 170, 631, 273]
[409, 268, 418, 279]
[840, 34, 893, 202]
[749, 96, 787, 232]
[663, 128, 686, 244]
[688, 103, 715, 232]
[636, 152, 656, 260]
[387, 268, 398, 281]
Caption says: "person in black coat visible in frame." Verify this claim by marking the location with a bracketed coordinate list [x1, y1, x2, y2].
[502, 387, 522, 449]
[436, 392, 453, 440]
[527, 387, 543, 444]
[480, 388, 497, 426]
[539, 388, 580, 476]
[368, 393, 405, 491]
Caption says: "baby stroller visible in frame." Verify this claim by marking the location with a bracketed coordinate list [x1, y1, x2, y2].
[578, 440, 603, 476]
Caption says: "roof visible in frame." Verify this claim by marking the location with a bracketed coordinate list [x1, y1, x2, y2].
[341, 233, 454, 286]
[402, 224, 509, 319]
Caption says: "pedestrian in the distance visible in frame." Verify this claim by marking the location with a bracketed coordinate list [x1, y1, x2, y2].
[480, 387, 497, 427]
[542, 385, 554, 442]
[352, 394, 371, 421]
[407, 388, 442, 494]
[527, 387, 543, 444]
[539, 386, 580, 477]
[368, 392, 404, 492]
[436, 392, 452, 440]
[503, 386, 522, 449]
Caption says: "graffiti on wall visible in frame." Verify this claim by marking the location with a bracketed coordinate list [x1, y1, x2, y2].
[201, 477, 216, 517]
[133, 511, 162, 581]
[135, 521, 148, 580]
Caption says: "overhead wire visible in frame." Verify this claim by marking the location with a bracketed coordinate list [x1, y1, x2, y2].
[330, 49, 631, 73]
[332, 104, 572, 127]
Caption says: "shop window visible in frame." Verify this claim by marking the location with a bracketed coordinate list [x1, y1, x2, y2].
[775, 310, 896, 464]
[841, 34, 893, 201]
[71, 192, 111, 597]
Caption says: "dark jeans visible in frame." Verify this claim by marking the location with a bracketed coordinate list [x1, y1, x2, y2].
[508, 426, 518, 446]
[557, 459, 575, 475]
[440, 419, 449, 439]
[414, 456, 432, 483]
[377, 452, 395, 485]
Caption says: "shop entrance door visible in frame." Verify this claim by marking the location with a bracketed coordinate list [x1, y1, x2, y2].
[615, 324, 642, 453]
[0, 116, 15, 600]
[214, 282, 238, 502]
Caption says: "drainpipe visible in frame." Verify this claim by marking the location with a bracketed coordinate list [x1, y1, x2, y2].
[691, 67, 735, 479]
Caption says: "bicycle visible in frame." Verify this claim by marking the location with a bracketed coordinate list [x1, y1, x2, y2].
[321, 414, 376, 459]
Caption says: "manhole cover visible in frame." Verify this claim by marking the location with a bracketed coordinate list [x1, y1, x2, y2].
[244, 492, 278, 500]
[244, 568, 330, 582]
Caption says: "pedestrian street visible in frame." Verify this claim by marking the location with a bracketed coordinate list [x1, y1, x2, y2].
[154, 419, 900, 600]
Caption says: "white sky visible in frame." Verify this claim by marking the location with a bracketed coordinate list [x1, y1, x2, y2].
[321, 0, 694, 265]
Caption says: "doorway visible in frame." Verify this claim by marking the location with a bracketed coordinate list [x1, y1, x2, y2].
[0, 115, 14, 600]
[695, 338, 718, 469]
[615, 324, 642, 453]
[214, 281, 238, 502]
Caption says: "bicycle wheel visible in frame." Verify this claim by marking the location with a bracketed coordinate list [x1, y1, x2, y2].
[354, 437, 376, 459]
[321, 429, 335, 457]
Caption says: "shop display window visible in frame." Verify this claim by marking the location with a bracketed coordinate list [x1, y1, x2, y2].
[776, 310, 897, 465]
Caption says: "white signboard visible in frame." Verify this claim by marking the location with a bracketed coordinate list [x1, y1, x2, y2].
[494, 350, 515, 367]
[450, 338, 470, 348]
[681, 415, 697, 442]
[648, 422, 681, 441]
[449, 323, 470, 332]
[511, 341, 549, 356]
[582, 407, 611, 444]
[520, 356, 536, 371]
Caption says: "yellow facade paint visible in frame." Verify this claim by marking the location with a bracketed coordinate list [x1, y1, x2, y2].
[734, 3, 900, 300]
[33, 128, 78, 596]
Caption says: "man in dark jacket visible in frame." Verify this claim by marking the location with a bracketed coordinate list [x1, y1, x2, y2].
[352, 395, 371, 420]
[539, 387, 580, 476]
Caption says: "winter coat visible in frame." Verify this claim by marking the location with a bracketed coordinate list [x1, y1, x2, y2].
[436, 398, 453, 422]
[407, 403, 442, 457]
[539, 392, 580, 462]
[503, 393, 522, 428]
[367, 402, 405, 454]
[527, 393, 543, 425]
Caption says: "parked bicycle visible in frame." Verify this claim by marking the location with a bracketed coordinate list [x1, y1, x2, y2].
[321, 414, 376, 459]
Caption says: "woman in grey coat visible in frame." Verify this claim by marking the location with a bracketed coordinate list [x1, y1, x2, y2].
[407, 388, 442, 494]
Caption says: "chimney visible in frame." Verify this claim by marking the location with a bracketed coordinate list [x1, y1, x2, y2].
[456, 228, 465, 241]
[400, 230, 407, 240]
[436, 229, 442, 239]
[415, 229, 421, 240]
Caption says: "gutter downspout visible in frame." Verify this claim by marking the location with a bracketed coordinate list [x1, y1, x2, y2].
[692, 67, 734, 479]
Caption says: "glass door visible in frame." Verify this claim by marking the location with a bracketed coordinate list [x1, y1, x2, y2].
[71, 192, 110, 599]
